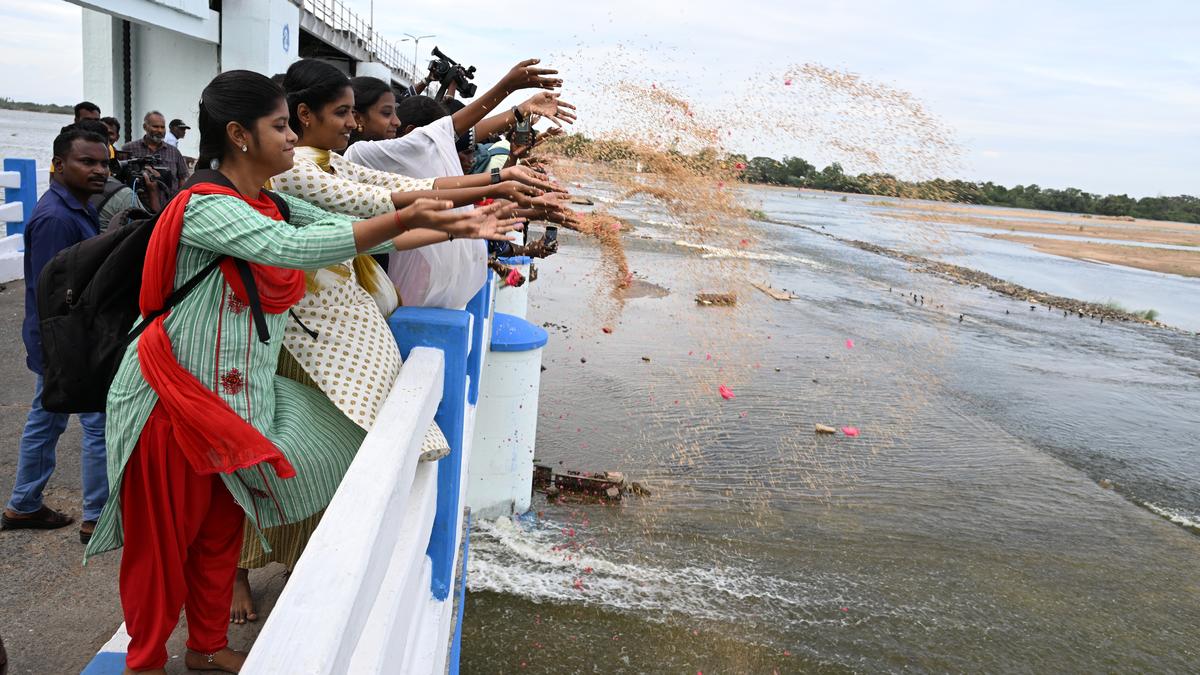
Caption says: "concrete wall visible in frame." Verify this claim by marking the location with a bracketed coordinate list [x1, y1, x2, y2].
[81, 9, 217, 158]
[356, 61, 394, 84]
[81, 9, 124, 124]
[220, 0, 300, 77]
[128, 22, 217, 159]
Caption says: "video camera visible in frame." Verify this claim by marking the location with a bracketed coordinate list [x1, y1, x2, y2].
[427, 46, 477, 100]
[110, 155, 171, 190]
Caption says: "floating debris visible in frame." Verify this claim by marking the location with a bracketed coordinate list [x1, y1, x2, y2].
[695, 292, 738, 306]
[534, 464, 648, 503]
[751, 282, 799, 301]
[841, 426, 860, 437]
[814, 424, 837, 434]
[718, 384, 736, 400]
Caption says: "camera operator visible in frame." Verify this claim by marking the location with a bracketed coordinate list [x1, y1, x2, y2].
[426, 47, 478, 101]
[120, 110, 188, 196]
[96, 161, 164, 230]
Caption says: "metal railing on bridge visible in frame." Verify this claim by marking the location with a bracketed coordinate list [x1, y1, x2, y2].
[301, 0, 418, 80]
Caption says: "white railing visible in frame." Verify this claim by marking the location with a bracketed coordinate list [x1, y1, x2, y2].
[0, 157, 38, 282]
[244, 278, 496, 674]
[242, 347, 446, 674]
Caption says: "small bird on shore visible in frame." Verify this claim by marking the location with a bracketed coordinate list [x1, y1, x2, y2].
[958, 314, 964, 322]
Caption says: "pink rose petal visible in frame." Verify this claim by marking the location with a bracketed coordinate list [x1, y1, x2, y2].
[719, 384, 736, 400]
[845, 339, 854, 349]
[841, 426, 859, 437]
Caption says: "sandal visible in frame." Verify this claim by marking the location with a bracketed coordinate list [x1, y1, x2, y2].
[1, 506, 75, 531]
[79, 520, 97, 545]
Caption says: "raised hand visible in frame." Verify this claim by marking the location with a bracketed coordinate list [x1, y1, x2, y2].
[500, 58, 562, 93]
[460, 201, 526, 241]
[501, 164, 562, 193]
[518, 93, 577, 128]
[493, 180, 545, 207]
[395, 198, 462, 232]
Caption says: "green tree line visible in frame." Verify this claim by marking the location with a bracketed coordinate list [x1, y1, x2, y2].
[547, 133, 1199, 224]
[730, 155, 1199, 224]
[0, 97, 73, 115]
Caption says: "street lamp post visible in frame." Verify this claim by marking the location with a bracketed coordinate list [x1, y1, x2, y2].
[401, 33, 436, 82]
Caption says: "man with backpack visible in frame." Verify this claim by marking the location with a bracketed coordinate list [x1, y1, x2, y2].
[1, 127, 111, 544]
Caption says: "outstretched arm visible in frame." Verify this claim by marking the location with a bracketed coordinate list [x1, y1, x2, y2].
[450, 59, 563, 137]
[474, 93, 577, 141]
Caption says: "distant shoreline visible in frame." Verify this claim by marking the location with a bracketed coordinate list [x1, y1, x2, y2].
[0, 99, 73, 115]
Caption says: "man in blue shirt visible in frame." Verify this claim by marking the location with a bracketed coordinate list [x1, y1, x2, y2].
[1, 127, 110, 544]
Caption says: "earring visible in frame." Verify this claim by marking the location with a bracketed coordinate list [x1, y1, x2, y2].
[304, 121, 310, 128]
[241, 144, 248, 152]
[357, 125, 363, 132]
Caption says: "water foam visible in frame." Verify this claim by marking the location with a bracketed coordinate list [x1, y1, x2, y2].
[469, 516, 882, 634]
[672, 240, 826, 268]
[1141, 501, 1200, 532]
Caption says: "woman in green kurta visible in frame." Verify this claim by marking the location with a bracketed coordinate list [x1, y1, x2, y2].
[85, 70, 522, 675]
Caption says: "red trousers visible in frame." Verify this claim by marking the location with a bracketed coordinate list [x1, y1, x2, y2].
[119, 407, 245, 670]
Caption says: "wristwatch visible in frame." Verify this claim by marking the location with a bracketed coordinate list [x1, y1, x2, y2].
[490, 167, 502, 184]
[512, 105, 526, 124]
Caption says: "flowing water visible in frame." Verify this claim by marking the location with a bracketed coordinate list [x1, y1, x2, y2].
[0, 108, 66, 195]
[4, 108, 1197, 673]
[461, 182, 1200, 673]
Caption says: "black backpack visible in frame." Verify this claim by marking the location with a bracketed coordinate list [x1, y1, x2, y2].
[36, 170, 289, 414]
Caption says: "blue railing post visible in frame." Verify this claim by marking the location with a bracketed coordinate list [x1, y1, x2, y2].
[3, 158, 38, 236]
[389, 306, 472, 601]
[463, 272, 492, 406]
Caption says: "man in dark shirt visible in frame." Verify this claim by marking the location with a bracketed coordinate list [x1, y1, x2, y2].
[121, 110, 189, 195]
[73, 101, 101, 123]
[1, 128, 110, 543]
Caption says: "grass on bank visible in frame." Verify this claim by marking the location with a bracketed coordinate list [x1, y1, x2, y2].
[1104, 299, 1159, 321]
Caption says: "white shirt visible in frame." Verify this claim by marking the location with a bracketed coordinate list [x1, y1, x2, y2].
[343, 116, 461, 181]
[344, 117, 487, 309]
[164, 132, 180, 148]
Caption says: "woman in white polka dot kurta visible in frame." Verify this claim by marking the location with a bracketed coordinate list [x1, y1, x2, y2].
[229, 58, 547, 623]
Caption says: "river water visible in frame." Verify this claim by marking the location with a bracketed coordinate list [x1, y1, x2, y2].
[0, 108, 67, 196]
[461, 180, 1200, 672]
[3, 110, 1197, 672]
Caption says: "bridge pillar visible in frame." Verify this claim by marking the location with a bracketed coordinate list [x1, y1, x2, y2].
[220, 0, 300, 77]
[82, 10, 217, 157]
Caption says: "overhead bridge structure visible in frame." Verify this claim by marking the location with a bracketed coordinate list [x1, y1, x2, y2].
[68, 0, 421, 159]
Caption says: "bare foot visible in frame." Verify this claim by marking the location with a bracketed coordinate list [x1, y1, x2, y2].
[229, 568, 257, 624]
[184, 647, 246, 673]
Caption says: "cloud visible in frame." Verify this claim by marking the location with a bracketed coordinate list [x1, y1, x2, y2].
[1, 0, 1196, 196]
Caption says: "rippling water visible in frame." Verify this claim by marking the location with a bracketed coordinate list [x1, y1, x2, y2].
[461, 182, 1200, 673]
[0, 108, 67, 195]
[4, 110, 1195, 671]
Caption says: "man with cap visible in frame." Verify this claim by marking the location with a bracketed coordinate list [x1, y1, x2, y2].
[164, 118, 190, 148]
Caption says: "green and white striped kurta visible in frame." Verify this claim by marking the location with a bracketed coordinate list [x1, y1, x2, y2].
[85, 192, 391, 559]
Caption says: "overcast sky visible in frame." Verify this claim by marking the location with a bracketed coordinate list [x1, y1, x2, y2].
[1, 0, 1196, 197]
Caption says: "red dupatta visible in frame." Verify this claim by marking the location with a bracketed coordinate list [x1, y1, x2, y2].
[137, 182, 305, 478]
